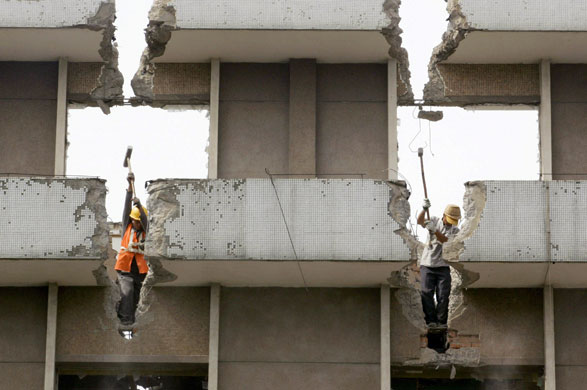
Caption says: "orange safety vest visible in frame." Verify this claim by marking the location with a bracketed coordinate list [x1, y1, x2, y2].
[115, 224, 149, 274]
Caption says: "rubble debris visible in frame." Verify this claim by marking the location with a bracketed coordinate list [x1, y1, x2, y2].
[382, 0, 414, 103]
[423, 0, 475, 103]
[418, 110, 444, 122]
[131, 0, 177, 103]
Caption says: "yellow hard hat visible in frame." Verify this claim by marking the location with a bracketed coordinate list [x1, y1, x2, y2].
[130, 205, 148, 221]
[444, 204, 461, 226]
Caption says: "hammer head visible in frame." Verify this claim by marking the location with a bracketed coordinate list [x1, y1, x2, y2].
[418, 147, 424, 157]
[123, 146, 133, 167]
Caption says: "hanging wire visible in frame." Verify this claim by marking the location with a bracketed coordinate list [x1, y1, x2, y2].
[265, 169, 309, 291]
[428, 119, 435, 157]
[408, 117, 428, 153]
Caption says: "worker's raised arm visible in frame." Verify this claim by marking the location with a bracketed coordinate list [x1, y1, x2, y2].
[122, 173, 134, 227]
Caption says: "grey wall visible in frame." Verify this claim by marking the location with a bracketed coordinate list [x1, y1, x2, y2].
[391, 289, 544, 365]
[0, 288, 47, 390]
[551, 65, 587, 180]
[218, 288, 379, 389]
[217, 62, 388, 180]
[0, 62, 57, 175]
[554, 289, 587, 390]
[218, 63, 289, 178]
[451, 289, 544, 365]
[56, 287, 210, 359]
[316, 64, 388, 180]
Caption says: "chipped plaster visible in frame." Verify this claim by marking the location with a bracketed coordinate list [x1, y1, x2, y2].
[423, 0, 473, 104]
[382, 0, 413, 103]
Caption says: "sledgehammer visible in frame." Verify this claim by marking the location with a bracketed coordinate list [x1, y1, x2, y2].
[123, 146, 136, 198]
[418, 147, 430, 221]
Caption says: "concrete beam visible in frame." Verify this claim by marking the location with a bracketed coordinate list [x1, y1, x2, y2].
[208, 284, 220, 390]
[208, 59, 220, 179]
[388, 59, 398, 180]
[44, 283, 58, 390]
[540, 60, 552, 181]
[543, 284, 556, 390]
[54, 58, 68, 176]
[288, 59, 317, 175]
[380, 284, 390, 389]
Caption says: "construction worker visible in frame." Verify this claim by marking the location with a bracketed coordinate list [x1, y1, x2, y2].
[417, 199, 461, 330]
[115, 172, 149, 326]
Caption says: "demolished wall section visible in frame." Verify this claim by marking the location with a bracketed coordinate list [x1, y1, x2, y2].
[146, 178, 410, 262]
[382, 0, 413, 104]
[131, 0, 177, 103]
[423, 0, 473, 104]
[0, 177, 109, 259]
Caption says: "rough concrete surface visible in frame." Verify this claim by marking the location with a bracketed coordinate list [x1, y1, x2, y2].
[0, 178, 108, 259]
[145, 178, 410, 261]
[131, 0, 177, 102]
[382, 0, 413, 103]
[88, 2, 124, 112]
[56, 286, 210, 357]
[423, 0, 474, 103]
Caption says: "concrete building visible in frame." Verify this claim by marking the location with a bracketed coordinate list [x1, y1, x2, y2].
[0, 0, 585, 389]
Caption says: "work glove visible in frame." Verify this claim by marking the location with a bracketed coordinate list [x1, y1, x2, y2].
[422, 198, 431, 211]
[424, 220, 436, 234]
[127, 172, 135, 183]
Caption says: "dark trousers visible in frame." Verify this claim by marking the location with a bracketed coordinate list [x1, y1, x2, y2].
[420, 266, 451, 325]
[117, 271, 146, 325]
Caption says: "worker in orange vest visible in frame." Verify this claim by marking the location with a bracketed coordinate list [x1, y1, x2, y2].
[115, 172, 149, 326]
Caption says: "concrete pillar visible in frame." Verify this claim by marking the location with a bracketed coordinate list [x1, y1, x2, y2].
[289, 59, 317, 176]
[208, 59, 220, 179]
[208, 284, 221, 390]
[54, 58, 68, 176]
[544, 285, 556, 390]
[380, 284, 391, 389]
[388, 59, 398, 181]
[539, 59, 552, 181]
[44, 284, 58, 390]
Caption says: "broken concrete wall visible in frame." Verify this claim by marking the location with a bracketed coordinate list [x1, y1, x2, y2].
[219, 287, 379, 389]
[132, 0, 412, 103]
[551, 65, 587, 180]
[0, 288, 47, 390]
[0, 0, 110, 27]
[56, 286, 210, 358]
[382, 0, 413, 103]
[0, 62, 57, 175]
[146, 178, 410, 261]
[390, 288, 544, 367]
[1, 0, 123, 110]
[169, 0, 391, 30]
[453, 0, 587, 31]
[0, 178, 108, 259]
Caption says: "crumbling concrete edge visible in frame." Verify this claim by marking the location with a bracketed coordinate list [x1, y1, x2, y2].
[131, 0, 177, 103]
[382, 0, 414, 104]
[81, 1, 124, 113]
[386, 180, 486, 359]
[386, 181, 423, 260]
[423, 0, 475, 104]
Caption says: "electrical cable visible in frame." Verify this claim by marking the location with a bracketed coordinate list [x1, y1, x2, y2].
[265, 168, 309, 291]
